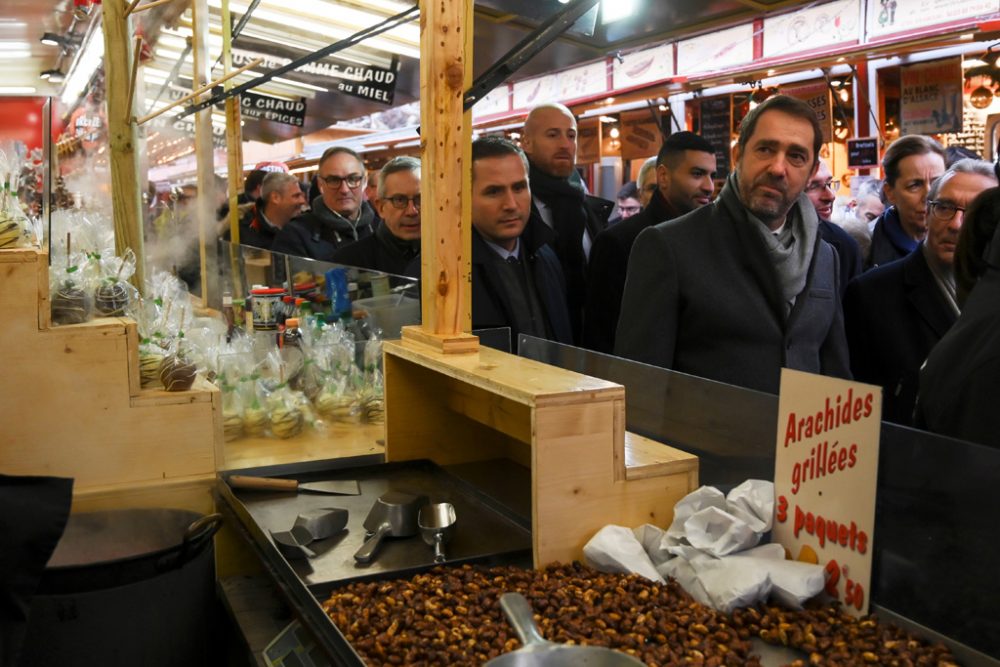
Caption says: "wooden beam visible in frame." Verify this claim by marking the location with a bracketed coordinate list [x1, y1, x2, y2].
[129, 0, 179, 15]
[102, 0, 146, 291]
[135, 57, 262, 126]
[406, 0, 476, 353]
[192, 0, 214, 307]
[221, 0, 245, 290]
[125, 36, 143, 122]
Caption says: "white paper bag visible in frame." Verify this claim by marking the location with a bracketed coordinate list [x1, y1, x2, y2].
[583, 525, 664, 583]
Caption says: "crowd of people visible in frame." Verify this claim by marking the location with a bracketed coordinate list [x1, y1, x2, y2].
[230, 94, 1000, 448]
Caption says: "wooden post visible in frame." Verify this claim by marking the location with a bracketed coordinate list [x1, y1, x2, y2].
[221, 0, 245, 292]
[401, 0, 478, 354]
[102, 0, 146, 291]
[191, 0, 215, 307]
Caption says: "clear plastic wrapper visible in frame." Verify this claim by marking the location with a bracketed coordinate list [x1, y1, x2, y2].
[0, 143, 41, 248]
[94, 249, 138, 317]
[50, 253, 94, 325]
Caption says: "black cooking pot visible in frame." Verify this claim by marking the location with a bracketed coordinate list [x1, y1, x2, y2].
[17, 508, 223, 667]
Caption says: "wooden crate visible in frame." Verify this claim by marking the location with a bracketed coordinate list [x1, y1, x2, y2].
[384, 337, 698, 565]
[0, 247, 221, 510]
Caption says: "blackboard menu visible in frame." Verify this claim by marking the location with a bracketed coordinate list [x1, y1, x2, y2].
[700, 97, 732, 180]
[847, 137, 879, 169]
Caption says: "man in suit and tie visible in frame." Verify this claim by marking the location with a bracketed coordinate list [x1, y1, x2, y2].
[469, 136, 573, 347]
[844, 159, 997, 425]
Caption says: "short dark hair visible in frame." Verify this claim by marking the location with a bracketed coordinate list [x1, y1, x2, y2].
[736, 94, 822, 165]
[657, 131, 716, 169]
[318, 146, 364, 171]
[471, 136, 528, 179]
[616, 181, 638, 201]
[243, 169, 268, 195]
[882, 135, 945, 186]
[955, 186, 1000, 305]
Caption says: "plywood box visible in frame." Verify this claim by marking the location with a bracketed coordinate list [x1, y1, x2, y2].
[384, 337, 698, 565]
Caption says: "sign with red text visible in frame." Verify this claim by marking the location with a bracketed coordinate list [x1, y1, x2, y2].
[773, 369, 882, 617]
[780, 79, 833, 144]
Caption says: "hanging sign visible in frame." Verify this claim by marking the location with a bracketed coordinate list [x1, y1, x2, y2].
[677, 24, 754, 75]
[762, 0, 860, 59]
[900, 57, 963, 135]
[780, 79, 833, 144]
[773, 369, 882, 617]
[847, 137, 880, 169]
[699, 97, 732, 180]
[613, 43, 675, 89]
[577, 118, 601, 164]
[866, 0, 1000, 39]
[512, 75, 559, 109]
[619, 109, 663, 160]
[240, 92, 307, 127]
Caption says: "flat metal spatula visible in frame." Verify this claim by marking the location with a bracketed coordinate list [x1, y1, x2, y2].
[228, 475, 361, 496]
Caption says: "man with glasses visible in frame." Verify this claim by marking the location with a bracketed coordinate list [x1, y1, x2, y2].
[805, 158, 862, 293]
[330, 156, 421, 277]
[845, 159, 997, 425]
[272, 146, 377, 260]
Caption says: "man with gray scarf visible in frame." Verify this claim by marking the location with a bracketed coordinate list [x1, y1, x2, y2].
[615, 95, 850, 394]
[844, 159, 996, 425]
[271, 146, 377, 261]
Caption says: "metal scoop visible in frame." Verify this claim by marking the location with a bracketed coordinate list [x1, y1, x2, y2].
[485, 593, 645, 667]
[418, 502, 457, 563]
[353, 491, 427, 564]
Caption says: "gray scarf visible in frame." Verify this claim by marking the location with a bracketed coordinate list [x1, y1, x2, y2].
[724, 172, 818, 316]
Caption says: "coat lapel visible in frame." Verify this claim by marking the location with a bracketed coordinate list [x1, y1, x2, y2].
[903, 250, 957, 338]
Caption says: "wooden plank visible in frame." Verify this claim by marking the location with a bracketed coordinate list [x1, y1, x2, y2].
[417, 0, 474, 342]
[221, 424, 385, 471]
[533, 401, 694, 564]
[400, 325, 479, 355]
[624, 431, 699, 483]
[385, 340, 622, 408]
[385, 351, 529, 466]
[71, 474, 216, 515]
[192, 0, 214, 308]
[101, 0, 146, 291]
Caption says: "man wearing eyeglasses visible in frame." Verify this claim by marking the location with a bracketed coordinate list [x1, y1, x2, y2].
[329, 156, 421, 277]
[844, 159, 997, 425]
[805, 158, 862, 294]
[271, 146, 377, 261]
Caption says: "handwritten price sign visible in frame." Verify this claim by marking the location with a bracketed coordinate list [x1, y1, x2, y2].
[773, 369, 882, 616]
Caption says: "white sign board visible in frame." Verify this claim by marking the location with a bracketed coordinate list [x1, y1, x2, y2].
[763, 0, 861, 59]
[773, 369, 882, 617]
[677, 24, 755, 75]
[613, 43, 675, 88]
[512, 74, 559, 109]
[866, 0, 1000, 38]
[472, 85, 511, 119]
[557, 62, 609, 103]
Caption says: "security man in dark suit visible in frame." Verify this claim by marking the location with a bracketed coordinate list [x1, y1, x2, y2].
[521, 103, 612, 343]
[583, 131, 717, 353]
[470, 136, 573, 347]
[845, 159, 996, 425]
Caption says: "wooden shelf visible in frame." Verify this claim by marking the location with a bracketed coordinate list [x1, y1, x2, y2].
[383, 339, 698, 565]
[222, 422, 385, 470]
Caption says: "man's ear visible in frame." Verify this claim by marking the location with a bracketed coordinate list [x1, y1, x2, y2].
[656, 163, 670, 189]
[732, 142, 742, 167]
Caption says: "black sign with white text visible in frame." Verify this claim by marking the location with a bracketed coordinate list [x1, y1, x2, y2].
[847, 137, 879, 169]
[240, 92, 307, 127]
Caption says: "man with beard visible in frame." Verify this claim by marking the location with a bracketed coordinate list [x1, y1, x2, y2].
[805, 158, 862, 293]
[271, 146, 377, 260]
[521, 103, 613, 342]
[615, 95, 849, 393]
[230, 172, 306, 250]
[845, 159, 996, 425]
[583, 131, 717, 353]
[867, 135, 946, 269]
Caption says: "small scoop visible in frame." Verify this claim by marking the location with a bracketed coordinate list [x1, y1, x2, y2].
[290, 507, 349, 545]
[485, 593, 645, 667]
[418, 502, 457, 563]
[354, 491, 427, 564]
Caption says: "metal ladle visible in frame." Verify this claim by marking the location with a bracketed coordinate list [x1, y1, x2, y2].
[418, 502, 457, 563]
